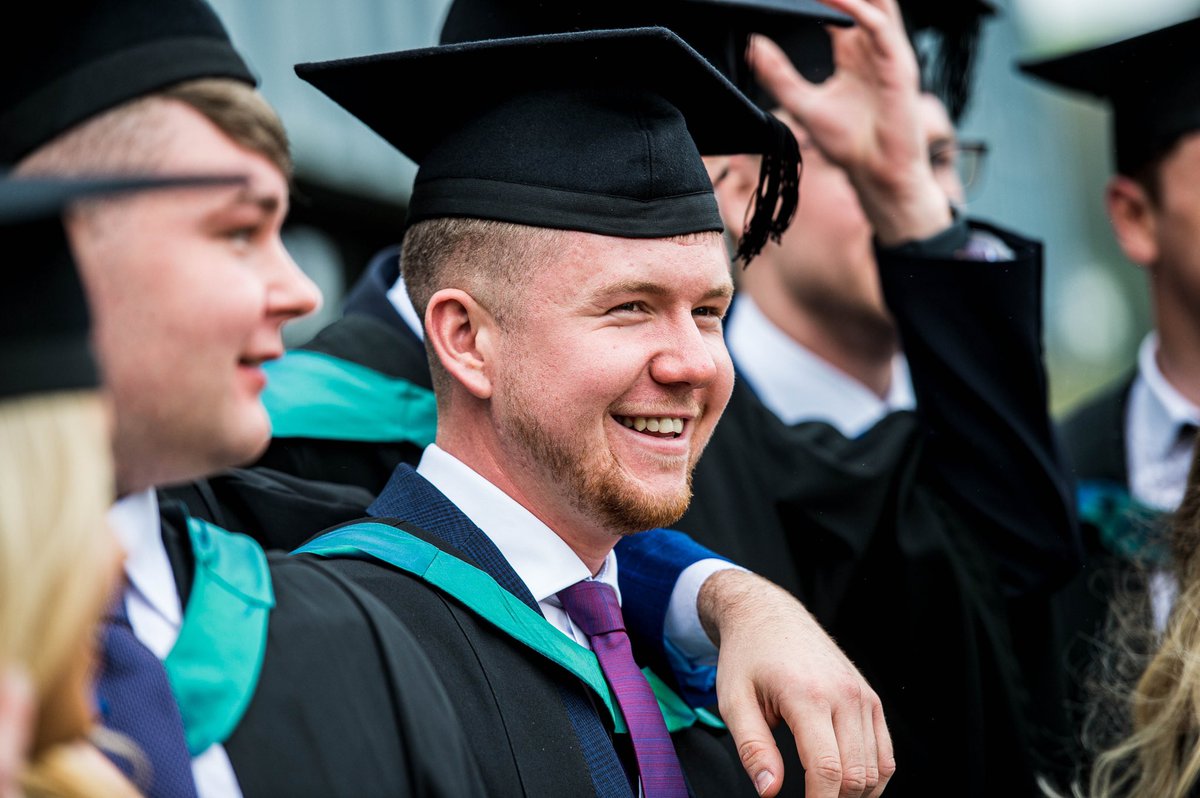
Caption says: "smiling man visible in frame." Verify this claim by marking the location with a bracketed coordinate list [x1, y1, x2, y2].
[278, 16, 967, 794]
[285, 27, 804, 798]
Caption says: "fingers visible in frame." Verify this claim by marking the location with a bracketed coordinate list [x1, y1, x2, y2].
[0, 666, 33, 798]
[775, 672, 890, 798]
[868, 697, 896, 798]
[780, 697, 843, 798]
[831, 702, 869, 797]
[859, 699, 879, 791]
[746, 34, 818, 120]
[817, 0, 913, 69]
[720, 681, 785, 796]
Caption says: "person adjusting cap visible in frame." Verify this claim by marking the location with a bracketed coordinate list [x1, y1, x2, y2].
[1019, 15, 1200, 177]
[0, 173, 244, 399]
[295, 27, 801, 264]
[0, 0, 256, 164]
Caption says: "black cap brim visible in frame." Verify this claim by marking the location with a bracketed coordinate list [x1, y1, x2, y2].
[297, 27, 781, 165]
[1019, 16, 1200, 174]
[1, 173, 246, 400]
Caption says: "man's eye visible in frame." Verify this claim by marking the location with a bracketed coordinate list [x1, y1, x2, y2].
[226, 227, 258, 245]
[694, 306, 725, 320]
[611, 301, 642, 313]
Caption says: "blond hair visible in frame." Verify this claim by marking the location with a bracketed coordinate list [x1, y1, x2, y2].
[1085, 444, 1200, 798]
[0, 391, 133, 797]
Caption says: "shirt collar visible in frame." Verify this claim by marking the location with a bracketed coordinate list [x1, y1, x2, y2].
[1135, 331, 1200, 460]
[415, 444, 621, 605]
[386, 271, 425, 342]
[107, 489, 183, 625]
[726, 294, 914, 436]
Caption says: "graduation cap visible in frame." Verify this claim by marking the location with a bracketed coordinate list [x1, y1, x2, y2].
[438, 0, 852, 102]
[1019, 16, 1200, 177]
[901, 0, 994, 122]
[0, 0, 255, 165]
[0, 174, 246, 400]
[296, 27, 800, 264]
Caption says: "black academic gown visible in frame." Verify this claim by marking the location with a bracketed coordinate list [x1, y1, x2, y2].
[678, 223, 1081, 796]
[1053, 372, 1151, 776]
[297, 472, 755, 798]
[155, 497, 484, 797]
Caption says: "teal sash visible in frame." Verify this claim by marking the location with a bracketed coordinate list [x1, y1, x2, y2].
[1077, 480, 1167, 567]
[164, 516, 275, 755]
[262, 350, 437, 445]
[293, 523, 723, 734]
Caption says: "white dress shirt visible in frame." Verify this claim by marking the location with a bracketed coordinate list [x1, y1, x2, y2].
[416, 444, 724, 662]
[727, 295, 914, 437]
[1125, 333, 1200, 629]
[108, 490, 243, 798]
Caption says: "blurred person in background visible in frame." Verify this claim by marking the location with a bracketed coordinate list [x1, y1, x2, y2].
[1019, 13, 1200, 788]
[5, 1, 485, 795]
[678, 0, 1081, 792]
[0, 176, 205, 798]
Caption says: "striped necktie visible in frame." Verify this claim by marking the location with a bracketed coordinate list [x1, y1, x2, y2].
[558, 580, 688, 798]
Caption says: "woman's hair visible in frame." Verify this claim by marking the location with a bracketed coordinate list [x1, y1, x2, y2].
[0, 390, 133, 797]
[1086, 443, 1200, 798]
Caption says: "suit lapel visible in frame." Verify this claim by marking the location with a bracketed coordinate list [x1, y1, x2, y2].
[367, 464, 540, 612]
[365, 464, 635, 797]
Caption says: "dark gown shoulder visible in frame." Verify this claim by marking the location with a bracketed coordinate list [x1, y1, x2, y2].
[158, 501, 483, 797]
[163, 467, 373, 552]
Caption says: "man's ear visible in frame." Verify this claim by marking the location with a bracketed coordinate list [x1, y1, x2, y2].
[708, 153, 762, 239]
[1106, 174, 1160, 268]
[425, 288, 495, 399]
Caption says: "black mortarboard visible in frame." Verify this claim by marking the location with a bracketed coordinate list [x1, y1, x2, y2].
[438, 0, 851, 101]
[1019, 16, 1200, 177]
[901, 0, 994, 122]
[0, 174, 246, 400]
[0, 0, 255, 164]
[296, 28, 800, 264]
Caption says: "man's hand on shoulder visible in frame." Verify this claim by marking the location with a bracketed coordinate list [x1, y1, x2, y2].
[698, 570, 893, 798]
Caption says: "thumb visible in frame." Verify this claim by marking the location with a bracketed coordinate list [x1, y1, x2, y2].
[720, 681, 785, 797]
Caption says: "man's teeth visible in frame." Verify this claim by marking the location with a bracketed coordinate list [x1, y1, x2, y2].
[618, 416, 684, 434]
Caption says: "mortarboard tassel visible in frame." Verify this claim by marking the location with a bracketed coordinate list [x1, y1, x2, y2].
[735, 113, 801, 267]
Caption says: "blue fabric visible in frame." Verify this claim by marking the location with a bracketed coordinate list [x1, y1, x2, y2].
[97, 593, 199, 798]
[615, 529, 727, 707]
[367, 465, 633, 798]
[342, 245, 417, 336]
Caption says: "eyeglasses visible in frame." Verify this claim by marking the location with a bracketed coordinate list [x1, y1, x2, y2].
[929, 140, 989, 200]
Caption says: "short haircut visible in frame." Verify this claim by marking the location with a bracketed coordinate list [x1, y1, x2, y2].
[401, 217, 720, 395]
[16, 77, 290, 179]
[400, 217, 568, 393]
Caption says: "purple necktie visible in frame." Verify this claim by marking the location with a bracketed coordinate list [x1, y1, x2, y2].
[558, 580, 688, 798]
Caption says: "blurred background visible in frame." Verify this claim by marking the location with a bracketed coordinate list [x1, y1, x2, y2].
[209, 0, 1200, 414]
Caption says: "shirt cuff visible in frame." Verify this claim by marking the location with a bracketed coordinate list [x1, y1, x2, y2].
[665, 559, 747, 666]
